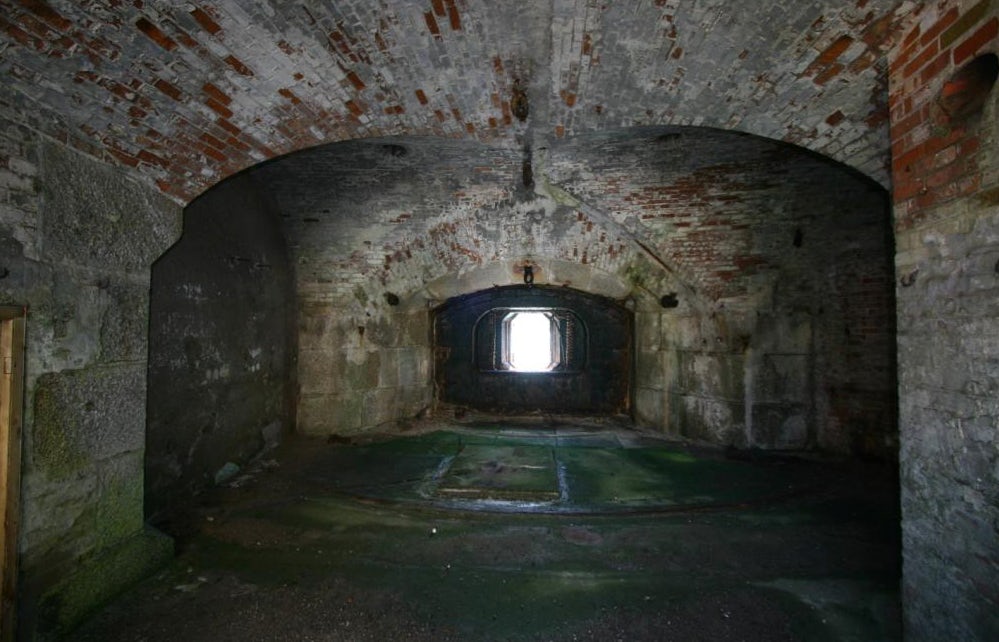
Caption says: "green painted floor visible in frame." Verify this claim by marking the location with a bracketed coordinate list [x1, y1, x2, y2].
[73, 424, 902, 641]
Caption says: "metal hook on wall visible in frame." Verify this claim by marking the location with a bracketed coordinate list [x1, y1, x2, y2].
[523, 265, 534, 287]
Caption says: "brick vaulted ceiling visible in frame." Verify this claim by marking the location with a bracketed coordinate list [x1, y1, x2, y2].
[0, 1, 924, 202]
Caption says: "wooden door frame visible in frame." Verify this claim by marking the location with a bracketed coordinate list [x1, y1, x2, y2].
[0, 306, 25, 642]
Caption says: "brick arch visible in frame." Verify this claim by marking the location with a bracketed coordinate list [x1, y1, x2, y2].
[0, 0, 919, 206]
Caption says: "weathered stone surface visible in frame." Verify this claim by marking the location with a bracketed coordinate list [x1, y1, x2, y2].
[889, 2, 999, 638]
[145, 174, 295, 517]
[0, 130, 183, 640]
[40, 142, 180, 272]
[32, 365, 147, 473]
[16, 1, 999, 637]
[24, 528, 172, 640]
[94, 452, 145, 551]
[99, 281, 152, 364]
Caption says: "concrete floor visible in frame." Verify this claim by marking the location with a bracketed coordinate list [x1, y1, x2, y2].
[72, 421, 902, 641]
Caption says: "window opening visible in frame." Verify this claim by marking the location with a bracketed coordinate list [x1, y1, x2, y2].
[504, 311, 558, 372]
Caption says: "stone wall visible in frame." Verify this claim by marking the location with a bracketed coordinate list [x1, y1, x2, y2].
[546, 129, 896, 456]
[0, 117, 179, 637]
[145, 173, 296, 519]
[889, 0, 999, 638]
[248, 132, 895, 456]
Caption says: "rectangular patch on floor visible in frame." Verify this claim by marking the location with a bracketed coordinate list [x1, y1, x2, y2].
[435, 445, 559, 501]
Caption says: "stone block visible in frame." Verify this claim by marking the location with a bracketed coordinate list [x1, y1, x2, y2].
[750, 402, 809, 449]
[343, 349, 381, 391]
[32, 364, 146, 477]
[94, 451, 145, 551]
[634, 345, 663, 390]
[297, 393, 362, 435]
[634, 311, 661, 351]
[378, 348, 400, 388]
[40, 142, 181, 273]
[99, 280, 152, 364]
[676, 351, 745, 400]
[18, 471, 99, 572]
[634, 386, 665, 429]
[671, 392, 746, 446]
[362, 387, 402, 429]
[756, 353, 809, 402]
[397, 348, 420, 387]
[297, 350, 337, 394]
[401, 309, 431, 346]
[23, 527, 173, 640]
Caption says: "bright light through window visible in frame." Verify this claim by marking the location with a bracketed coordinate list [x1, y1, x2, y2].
[507, 312, 553, 372]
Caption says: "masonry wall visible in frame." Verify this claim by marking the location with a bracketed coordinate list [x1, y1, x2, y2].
[889, 0, 999, 638]
[0, 117, 179, 637]
[250, 132, 895, 457]
[145, 174, 296, 519]
[546, 129, 896, 456]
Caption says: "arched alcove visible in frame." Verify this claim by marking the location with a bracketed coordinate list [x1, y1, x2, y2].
[434, 285, 632, 415]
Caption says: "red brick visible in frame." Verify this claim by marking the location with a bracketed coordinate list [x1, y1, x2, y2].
[205, 98, 232, 119]
[424, 11, 441, 38]
[279, 88, 301, 105]
[200, 132, 226, 151]
[345, 70, 365, 91]
[815, 35, 854, 66]
[17, 0, 72, 31]
[893, 176, 924, 202]
[953, 18, 998, 65]
[814, 62, 844, 85]
[921, 7, 959, 47]
[444, 0, 461, 30]
[135, 17, 177, 51]
[137, 149, 168, 168]
[224, 55, 254, 77]
[202, 83, 231, 105]
[153, 78, 183, 101]
[190, 6, 222, 35]
[215, 118, 243, 136]
[0, 16, 44, 50]
[168, 23, 199, 50]
[415, 89, 429, 105]
[902, 39, 939, 78]
[199, 143, 226, 163]
[106, 146, 140, 167]
[941, 0, 992, 47]
[926, 157, 968, 188]
[15, 12, 56, 40]
[891, 37, 922, 74]
[920, 49, 952, 84]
